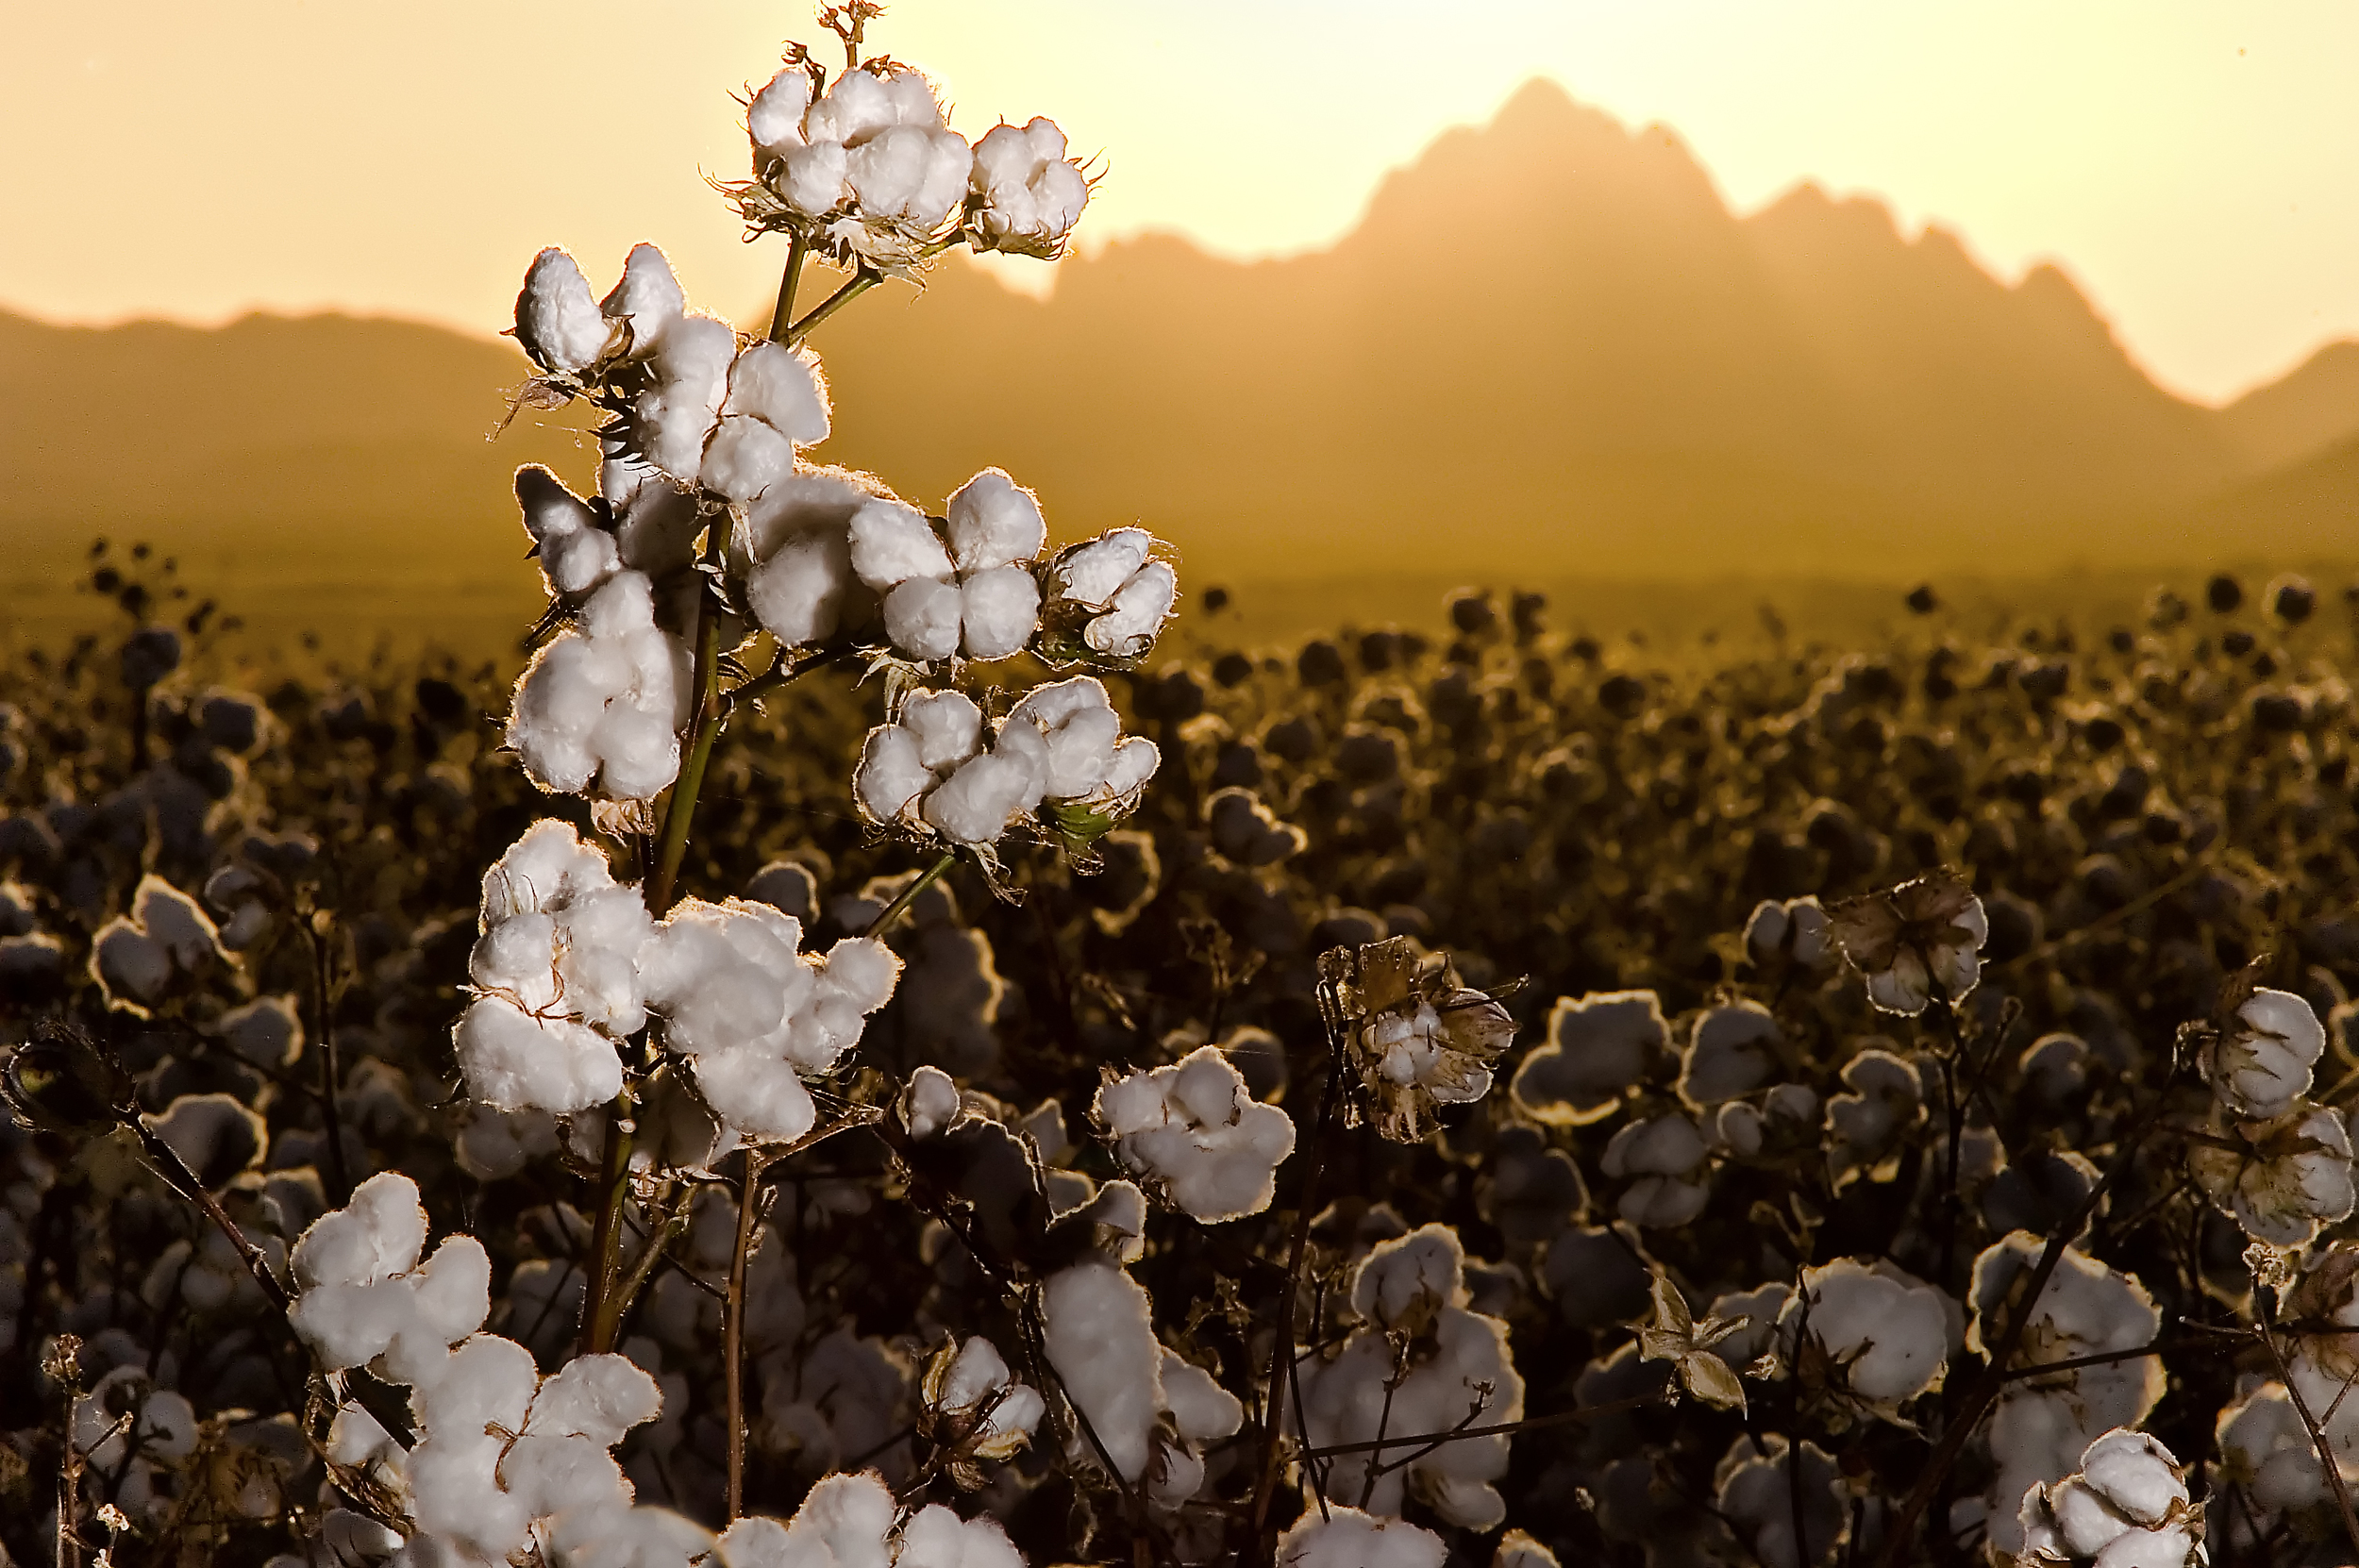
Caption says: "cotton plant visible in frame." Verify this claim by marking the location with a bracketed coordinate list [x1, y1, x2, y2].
[2016, 1428, 2204, 1568]
[1294, 1224, 1527, 1529]
[1969, 1234, 2168, 1558]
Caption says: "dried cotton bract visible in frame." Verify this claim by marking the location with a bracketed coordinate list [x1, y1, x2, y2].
[2186, 1100, 2356, 1246]
[1094, 1043, 1296, 1221]
[1319, 936, 1515, 1142]
[1829, 870, 1989, 1016]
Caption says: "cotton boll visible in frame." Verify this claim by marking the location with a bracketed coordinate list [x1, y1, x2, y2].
[764, 1469, 896, 1568]
[454, 998, 626, 1116]
[848, 498, 952, 592]
[747, 67, 813, 159]
[945, 469, 1047, 573]
[1042, 1257, 1163, 1482]
[901, 690, 985, 773]
[895, 1505, 1024, 1568]
[747, 528, 859, 648]
[1277, 1507, 1446, 1568]
[969, 119, 1091, 256]
[885, 577, 965, 661]
[547, 1505, 716, 1568]
[1512, 990, 1674, 1125]
[923, 752, 1045, 846]
[293, 1171, 427, 1291]
[723, 340, 830, 446]
[2018, 1428, 2200, 1568]
[1715, 1434, 1847, 1568]
[516, 465, 619, 599]
[699, 416, 798, 504]
[527, 1353, 663, 1444]
[2210, 988, 2326, 1120]
[1095, 1044, 1296, 1221]
[507, 571, 687, 800]
[1780, 1258, 1952, 1421]
[1049, 527, 1151, 606]
[1006, 678, 1121, 799]
[1086, 559, 1178, 658]
[632, 313, 735, 481]
[805, 65, 904, 146]
[1100, 736, 1160, 799]
[2217, 1382, 2326, 1515]
[516, 248, 611, 375]
[1601, 1112, 1713, 1227]
[903, 1065, 962, 1139]
[1678, 1002, 1782, 1107]
[856, 725, 932, 824]
[778, 141, 852, 216]
[957, 565, 1041, 660]
[601, 242, 686, 359]
[147, 1093, 264, 1189]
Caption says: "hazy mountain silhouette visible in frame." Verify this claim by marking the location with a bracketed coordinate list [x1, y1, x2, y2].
[4, 78, 2353, 596]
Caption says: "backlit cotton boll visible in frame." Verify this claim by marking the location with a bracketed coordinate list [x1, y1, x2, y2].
[755, 63, 973, 268]
[854, 689, 1068, 850]
[2206, 987, 2326, 1120]
[848, 478, 1046, 664]
[1321, 937, 1516, 1143]
[284, 1173, 491, 1380]
[1602, 1112, 1713, 1227]
[601, 242, 687, 360]
[733, 466, 895, 648]
[517, 466, 621, 601]
[700, 341, 831, 504]
[1511, 989, 1674, 1126]
[637, 896, 900, 1145]
[2187, 1101, 2356, 1246]
[631, 313, 735, 485]
[969, 118, 1091, 258]
[1043, 528, 1178, 660]
[516, 248, 613, 375]
[1094, 1043, 1296, 1221]
[1779, 1258, 1952, 1423]
[508, 571, 692, 799]
[1277, 1508, 1446, 1568]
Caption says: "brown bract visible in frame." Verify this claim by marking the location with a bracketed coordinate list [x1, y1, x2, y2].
[1317, 937, 1515, 1143]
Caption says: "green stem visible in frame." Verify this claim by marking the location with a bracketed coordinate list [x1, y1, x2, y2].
[649, 544, 727, 914]
[768, 232, 809, 344]
[578, 1085, 637, 1356]
[786, 268, 879, 345]
[863, 852, 958, 939]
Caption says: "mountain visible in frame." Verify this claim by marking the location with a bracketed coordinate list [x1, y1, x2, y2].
[5, 78, 2357, 601]
[2217, 342, 2359, 474]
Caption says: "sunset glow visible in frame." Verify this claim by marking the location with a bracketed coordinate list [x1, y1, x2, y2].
[4, 1, 2355, 403]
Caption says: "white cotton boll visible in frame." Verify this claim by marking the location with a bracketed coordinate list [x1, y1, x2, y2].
[903, 689, 988, 773]
[601, 243, 686, 359]
[824, 938, 903, 1013]
[775, 1469, 897, 1568]
[904, 1065, 962, 1139]
[1043, 1258, 1163, 1482]
[2217, 1382, 2325, 1513]
[945, 469, 1047, 573]
[805, 66, 901, 145]
[517, 248, 611, 375]
[923, 752, 1043, 846]
[748, 67, 813, 158]
[136, 875, 226, 970]
[548, 1505, 716, 1568]
[1094, 1044, 1296, 1222]
[1678, 1002, 1781, 1107]
[1278, 1506, 1447, 1568]
[1052, 527, 1151, 606]
[633, 313, 734, 480]
[1602, 1112, 1713, 1227]
[723, 340, 830, 446]
[779, 141, 852, 215]
[910, 130, 975, 227]
[516, 465, 614, 593]
[1006, 678, 1120, 798]
[293, 1171, 427, 1290]
[1354, 1225, 1468, 1327]
[856, 725, 931, 823]
[691, 1048, 817, 1144]
[848, 499, 952, 591]
[93, 920, 172, 1007]
[387, 1238, 494, 1378]
[845, 124, 933, 216]
[885, 577, 965, 661]
[746, 528, 857, 648]
[2213, 988, 2327, 1120]
[528, 1353, 663, 1444]
[508, 571, 686, 800]
[1781, 1258, 1951, 1418]
[455, 997, 626, 1116]
[1086, 559, 1178, 657]
[957, 565, 1041, 660]
[1159, 1352, 1242, 1442]
[895, 1505, 1024, 1568]
[1101, 738, 1159, 800]
[699, 416, 798, 504]
[148, 1093, 263, 1185]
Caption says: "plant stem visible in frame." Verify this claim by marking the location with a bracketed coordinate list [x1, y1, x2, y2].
[308, 912, 350, 1208]
[1247, 1023, 1345, 1557]
[787, 268, 879, 345]
[2254, 1302, 2359, 1557]
[864, 852, 958, 939]
[649, 541, 727, 914]
[769, 233, 809, 343]
[726, 1152, 771, 1520]
[127, 1116, 290, 1311]
[578, 1086, 637, 1356]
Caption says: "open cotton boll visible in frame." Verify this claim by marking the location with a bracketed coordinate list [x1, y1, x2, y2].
[893, 1506, 1026, 1568]
[546, 1505, 716, 1568]
[1042, 1256, 1164, 1482]
[970, 119, 1091, 256]
[527, 1353, 664, 1445]
[714, 339, 830, 450]
[601, 242, 687, 359]
[747, 66, 813, 159]
[1512, 990, 1674, 1126]
[945, 469, 1047, 574]
[733, 466, 893, 646]
[845, 124, 972, 227]
[1278, 1507, 1446, 1568]
[293, 1171, 427, 1291]
[923, 750, 1046, 846]
[778, 141, 852, 217]
[1085, 560, 1178, 658]
[957, 566, 1042, 660]
[2209, 987, 2326, 1120]
[1779, 1258, 1952, 1421]
[1715, 1435, 1847, 1568]
[508, 571, 689, 799]
[2217, 1382, 2327, 1515]
[2191, 1100, 2357, 1245]
[1005, 678, 1122, 798]
[904, 1065, 962, 1139]
[1049, 527, 1151, 606]
[733, 1469, 895, 1568]
[472, 819, 654, 1034]
[516, 248, 612, 375]
[1602, 1112, 1713, 1227]
[1095, 1044, 1296, 1221]
[2017, 1428, 2200, 1568]
[455, 999, 626, 1116]
[848, 498, 953, 591]
[885, 577, 965, 662]
[1678, 1001, 1782, 1107]
[632, 313, 735, 482]
[148, 1093, 265, 1189]
[517, 466, 621, 600]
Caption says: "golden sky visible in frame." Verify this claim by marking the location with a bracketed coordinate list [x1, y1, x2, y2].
[3, 1, 2354, 405]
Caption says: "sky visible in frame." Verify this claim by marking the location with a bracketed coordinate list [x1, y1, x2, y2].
[3, 1, 2355, 406]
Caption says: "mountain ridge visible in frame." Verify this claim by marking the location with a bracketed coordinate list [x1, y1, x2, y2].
[4, 78, 2355, 593]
